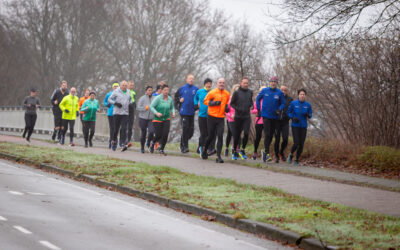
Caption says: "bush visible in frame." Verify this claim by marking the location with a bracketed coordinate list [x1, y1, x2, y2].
[357, 146, 400, 174]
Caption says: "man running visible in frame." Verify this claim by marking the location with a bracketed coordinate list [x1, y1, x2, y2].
[104, 83, 119, 149]
[59, 87, 79, 146]
[174, 74, 198, 153]
[136, 86, 155, 153]
[201, 78, 230, 163]
[194, 78, 215, 155]
[108, 80, 131, 152]
[150, 85, 175, 155]
[50, 80, 69, 141]
[126, 80, 136, 147]
[230, 77, 253, 160]
[274, 85, 293, 163]
[256, 76, 286, 162]
[22, 88, 40, 142]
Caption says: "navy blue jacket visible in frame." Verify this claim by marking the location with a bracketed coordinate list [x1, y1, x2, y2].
[174, 83, 199, 116]
[287, 99, 312, 128]
[256, 87, 286, 119]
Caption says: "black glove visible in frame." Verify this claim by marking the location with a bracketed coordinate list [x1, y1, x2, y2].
[107, 103, 111, 108]
[76, 111, 79, 117]
[194, 105, 199, 111]
[225, 104, 230, 113]
[292, 117, 299, 123]
[256, 110, 261, 118]
[306, 113, 311, 119]
[64, 109, 70, 113]
[209, 100, 221, 106]
[114, 102, 122, 108]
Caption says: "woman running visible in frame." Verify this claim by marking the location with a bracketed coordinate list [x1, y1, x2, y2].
[22, 88, 40, 142]
[287, 88, 312, 165]
[80, 91, 99, 147]
[250, 87, 265, 160]
[224, 84, 240, 157]
[150, 85, 175, 155]
[136, 86, 155, 153]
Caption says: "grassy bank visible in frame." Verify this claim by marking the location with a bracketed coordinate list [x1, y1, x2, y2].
[0, 142, 399, 249]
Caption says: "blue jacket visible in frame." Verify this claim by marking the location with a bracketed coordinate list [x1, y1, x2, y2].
[287, 99, 312, 128]
[104, 91, 114, 116]
[256, 87, 286, 119]
[194, 88, 210, 118]
[174, 83, 198, 116]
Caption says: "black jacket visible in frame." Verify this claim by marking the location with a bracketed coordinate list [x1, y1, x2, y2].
[50, 88, 69, 115]
[230, 87, 253, 118]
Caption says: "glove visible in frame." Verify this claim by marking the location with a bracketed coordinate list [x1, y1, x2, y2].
[107, 103, 111, 108]
[194, 105, 199, 111]
[292, 117, 299, 123]
[209, 100, 221, 106]
[256, 110, 261, 118]
[76, 111, 79, 117]
[306, 113, 311, 119]
[114, 102, 122, 108]
[225, 104, 230, 113]
[64, 109, 70, 113]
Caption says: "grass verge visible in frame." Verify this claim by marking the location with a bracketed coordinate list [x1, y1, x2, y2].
[0, 141, 399, 249]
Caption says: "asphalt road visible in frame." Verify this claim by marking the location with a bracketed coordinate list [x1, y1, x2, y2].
[0, 159, 292, 250]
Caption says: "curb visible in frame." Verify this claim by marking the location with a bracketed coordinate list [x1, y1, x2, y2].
[0, 152, 338, 250]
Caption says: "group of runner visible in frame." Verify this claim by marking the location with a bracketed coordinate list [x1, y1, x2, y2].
[22, 74, 312, 165]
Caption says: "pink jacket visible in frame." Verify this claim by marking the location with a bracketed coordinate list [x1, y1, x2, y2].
[251, 100, 263, 125]
[225, 97, 235, 123]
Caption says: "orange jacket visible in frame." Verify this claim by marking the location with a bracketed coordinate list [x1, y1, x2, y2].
[203, 88, 230, 118]
[79, 96, 89, 114]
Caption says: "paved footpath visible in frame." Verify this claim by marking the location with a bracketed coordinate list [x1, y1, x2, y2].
[1, 134, 400, 217]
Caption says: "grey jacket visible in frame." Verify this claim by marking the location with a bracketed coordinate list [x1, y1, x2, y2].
[107, 87, 131, 115]
[136, 95, 154, 120]
[23, 96, 40, 115]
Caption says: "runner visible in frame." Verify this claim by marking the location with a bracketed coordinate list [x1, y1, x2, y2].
[78, 89, 90, 125]
[108, 80, 132, 152]
[126, 80, 136, 147]
[201, 78, 230, 163]
[224, 84, 240, 157]
[104, 83, 119, 148]
[80, 91, 99, 148]
[250, 87, 266, 160]
[256, 76, 286, 162]
[274, 85, 293, 163]
[230, 77, 253, 160]
[174, 74, 198, 153]
[22, 88, 40, 142]
[150, 85, 175, 155]
[136, 86, 155, 153]
[50, 80, 69, 141]
[152, 85, 162, 97]
[194, 78, 215, 155]
[59, 87, 79, 146]
[287, 89, 312, 165]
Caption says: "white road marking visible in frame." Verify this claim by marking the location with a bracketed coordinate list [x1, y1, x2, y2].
[13, 225, 32, 234]
[39, 240, 61, 250]
[0, 161, 44, 177]
[27, 192, 46, 196]
[0, 215, 7, 221]
[9, 191, 24, 195]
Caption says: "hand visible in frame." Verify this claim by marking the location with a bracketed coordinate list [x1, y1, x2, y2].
[225, 105, 229, 113]
[115, 102, 122, 108]
[64, 109, 70, 113]
[306, 113, 311, 119]
[107, 103, 111, 108]
[145, 105, 149, 110]
[172, 112, 175, 118]
[36, 105, 39, 108]
[209, 100, 221, 106]
[292, 117, 299, 123]
[156, 112, 162, 118]
[180, 97, 184, 103]
[54, 100, 58, 105]
[76, 111, 79, 117]
[194, 105, 199, 111]
[275, 109, 282, 116]
[232, 114, 235, 120]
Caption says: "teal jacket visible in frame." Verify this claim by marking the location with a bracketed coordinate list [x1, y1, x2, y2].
[81, 99, 99, 121]
[150, 95, 175, 121]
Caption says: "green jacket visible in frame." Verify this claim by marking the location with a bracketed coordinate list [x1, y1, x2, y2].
[81, 99, 99, 121]
[59, 94, 79, 120]
[150, 95, 175, 121]
[130, 89, 136, 103]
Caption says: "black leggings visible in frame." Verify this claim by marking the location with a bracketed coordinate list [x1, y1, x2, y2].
[139, 118, 154, 149]
[254, 124, 263, 153]
[204, 116, 224, 157]
[198, 116, 208, 148]
[113, 115, 128, 145]
[107, 116, 115, 143]
[126, 104, 135, 143]
[263, 118, 278, 154]
[62, 119, 75, 143]
[153, 120, 170, 150]
[225, 121, 236, 148]
[274, 120, 289, 156]
[233, 117, 250, 151]
[83, 121, 95, 143]
[24, 114, 37, 140]
[180, 115, 194, 148]
[291, 127, 307, 160]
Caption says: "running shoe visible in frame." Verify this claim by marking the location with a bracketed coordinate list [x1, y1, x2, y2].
[294, 160, 299, 166]
[112, 142, 117, 151]
[121, 145, 128, 152]
[207, 148, 216, 156]
[140, 148, 145, 154]
[275, 156, 279, 163]
[216, 157, 224, 163]
[224, 148, 229, 157]
[159, 149, 167, 156]
[154, 142, 160, 150]
[238, 150, 247, 160]
[51, 132, 56, 141]
[127, 142, 132, 148]
[149, 142, 154, 153]
[286, 154, 293, 164]
[201, 150, 208, 160]
[199, 146, 203, 158]
[89, 140, 93, 147]
[84, 142, 88, 148]
[69, 142, 75, 147]
[232, 152, 238, 160]
[252, 152, 257, 160]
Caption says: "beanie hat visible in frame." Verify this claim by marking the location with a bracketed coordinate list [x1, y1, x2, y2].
[112, 83, 119, 88]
